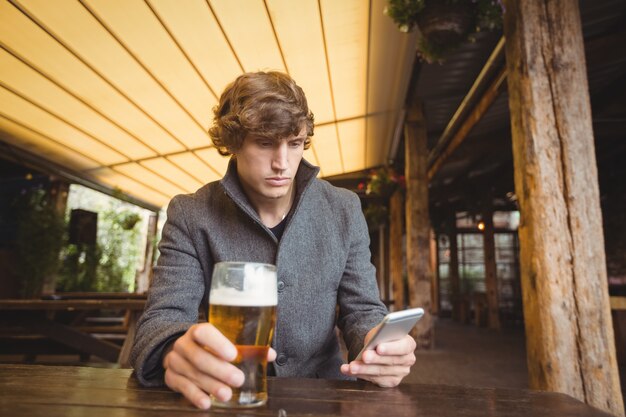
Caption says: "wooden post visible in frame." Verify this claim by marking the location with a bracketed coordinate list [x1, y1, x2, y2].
[390, 189, 404, 312]
[135, 213, 158, 293]
[383, 224, 392, 305]
[430, 229, 439, 316]
[504, 1, 623, 415]
[448, 214, 461, 321]
[405, 103, 433, 348]
[377, 225, 387, 302]
[482, 210, 500, 329]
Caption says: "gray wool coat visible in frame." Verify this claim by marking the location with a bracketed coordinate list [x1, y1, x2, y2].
[130, 158, 387, 386]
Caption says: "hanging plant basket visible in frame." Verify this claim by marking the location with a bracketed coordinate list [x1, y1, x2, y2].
[417, 2, 474, 50]
[384, 0, 504, 63]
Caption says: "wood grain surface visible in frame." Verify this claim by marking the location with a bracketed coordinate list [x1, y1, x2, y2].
[0, 364, 612, 416]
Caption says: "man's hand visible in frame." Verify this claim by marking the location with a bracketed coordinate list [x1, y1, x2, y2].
[163, 323, 276, 409]
[340, 327, 416, 387]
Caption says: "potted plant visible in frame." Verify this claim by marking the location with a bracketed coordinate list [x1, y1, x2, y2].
[384, 0, 504, 63]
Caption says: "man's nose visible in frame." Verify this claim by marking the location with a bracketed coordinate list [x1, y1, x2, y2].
[272, 142, 288, 170]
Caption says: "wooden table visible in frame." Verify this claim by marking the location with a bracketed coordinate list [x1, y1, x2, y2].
[0, 364, 612, 416]
[0, 298, 146, 365]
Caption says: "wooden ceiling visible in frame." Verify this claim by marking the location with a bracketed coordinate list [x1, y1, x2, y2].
[415, 0, 626, 218]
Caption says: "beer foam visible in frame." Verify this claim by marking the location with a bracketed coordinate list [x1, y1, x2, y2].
[211, 265, 277, 306]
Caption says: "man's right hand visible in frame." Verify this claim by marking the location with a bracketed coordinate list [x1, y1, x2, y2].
[162, 323, 276, 410]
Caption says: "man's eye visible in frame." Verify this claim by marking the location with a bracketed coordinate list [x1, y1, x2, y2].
[258, 141, 273, 147]
[289, 140, 304, 148]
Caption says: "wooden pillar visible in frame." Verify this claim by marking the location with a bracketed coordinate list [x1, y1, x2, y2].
[405, 104, 433, 348]
[448, 215, 461, 321]
[430, 229, 439, 316]
[482, 210, 500, 329]
[504, 1, 623, 415]
[136, 212, 158, 293]
[383, 224, 392, 305]
[389, 189, 404, 312]
[377, 224, 387, 302]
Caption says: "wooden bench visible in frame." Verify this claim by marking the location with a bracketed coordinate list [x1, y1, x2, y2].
[0, 297, 146, 366]
[610, 296, 626, 366]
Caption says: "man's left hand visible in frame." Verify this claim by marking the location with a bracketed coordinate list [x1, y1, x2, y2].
[340, 329, 416, 387]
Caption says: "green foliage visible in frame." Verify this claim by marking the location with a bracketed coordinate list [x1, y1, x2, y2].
[14, 188, 66, 298]
[384, 0, 426, 33]
[98, 209, 142, 292]
[57, 186, 146, 293]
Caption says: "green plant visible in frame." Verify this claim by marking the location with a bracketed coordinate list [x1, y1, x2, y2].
[384, 0, 504, 63]
[97, 208, 141, 292]
[13, 188, 66, 298]
[57, 186, 145, 293]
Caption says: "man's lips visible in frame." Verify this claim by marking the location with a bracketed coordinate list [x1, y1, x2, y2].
[266, 177, 290, 186]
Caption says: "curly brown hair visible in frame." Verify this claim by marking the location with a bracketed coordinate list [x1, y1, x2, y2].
[208, 71, 315, 155]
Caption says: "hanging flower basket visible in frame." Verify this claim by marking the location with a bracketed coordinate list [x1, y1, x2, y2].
[384, 0, 504, 63]
[358, 166, 405, 197]
[417, 2, 473, 49]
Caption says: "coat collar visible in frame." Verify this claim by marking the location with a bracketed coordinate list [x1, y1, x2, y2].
[219, 157, 320, 232]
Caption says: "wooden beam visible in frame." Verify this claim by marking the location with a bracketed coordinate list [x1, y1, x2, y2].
[404, 103, 433, 348]
[611, 297, 626, 310]
[428, 67, 507, 180]
[504, 1, 623, 415]
[23, 318, 121, 362]
[427, 37, 506, 179]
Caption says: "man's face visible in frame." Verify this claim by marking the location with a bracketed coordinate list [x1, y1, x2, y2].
[235, 128, 306, 203]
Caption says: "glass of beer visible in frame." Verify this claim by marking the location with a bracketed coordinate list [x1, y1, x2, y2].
[208, 261, 277, 408]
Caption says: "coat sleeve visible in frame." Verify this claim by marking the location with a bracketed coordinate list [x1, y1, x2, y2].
[336, 192, 388, 361]
[130, 195, 206, 386]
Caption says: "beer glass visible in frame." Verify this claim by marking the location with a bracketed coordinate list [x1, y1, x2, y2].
[208, 262, 277, 408]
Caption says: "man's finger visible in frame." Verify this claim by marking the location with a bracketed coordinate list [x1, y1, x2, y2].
[168, 348, 243, 391]
[375, 335, 417, 356]
[348, 363, 411, 379]
[164, 368, 213, 410]
[190, 323, 238, 361]
[361, 349, 415, 366]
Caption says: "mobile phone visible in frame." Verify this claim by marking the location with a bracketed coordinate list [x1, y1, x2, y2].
[355, 307, 424, 360]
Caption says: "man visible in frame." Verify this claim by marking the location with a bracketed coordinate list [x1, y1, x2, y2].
[130, 71, 416, 409]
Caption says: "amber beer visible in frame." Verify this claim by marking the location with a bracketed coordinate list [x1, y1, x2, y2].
[208, 262, 277, 408]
